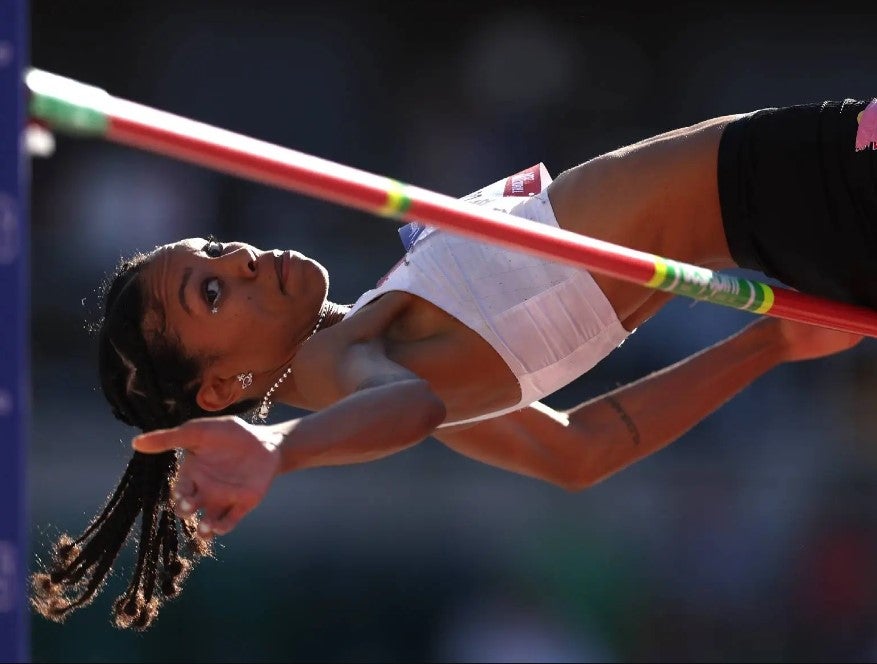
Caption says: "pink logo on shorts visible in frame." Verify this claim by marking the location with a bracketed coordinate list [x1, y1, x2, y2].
[855, 99, 877, 151]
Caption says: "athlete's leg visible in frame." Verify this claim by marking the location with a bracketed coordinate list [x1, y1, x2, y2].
[547, 99, 877, 329]
[547, 114, 742, 329]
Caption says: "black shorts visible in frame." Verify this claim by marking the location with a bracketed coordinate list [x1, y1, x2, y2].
[717, 99, 877, 308]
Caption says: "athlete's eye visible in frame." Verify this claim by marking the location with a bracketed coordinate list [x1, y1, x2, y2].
[204, 278, 222, 307]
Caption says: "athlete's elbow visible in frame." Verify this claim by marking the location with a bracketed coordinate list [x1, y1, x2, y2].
[403, 379, 447, 437]
[417, 394, 447, 436]
[554, 463, 613, 493]
[551, 426, 628, 491]
[556, 473, 602, 493]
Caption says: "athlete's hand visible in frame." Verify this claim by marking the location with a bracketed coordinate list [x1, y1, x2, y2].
[132, 415, 284, 537]
[774, 318, 864, 363]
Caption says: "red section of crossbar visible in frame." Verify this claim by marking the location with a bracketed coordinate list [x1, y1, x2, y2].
[107, 114, 660, 283]
[770, 288, 877, 335]
[107, 117, 391, 213]
[103, 111, 877, 338]
[403, 192, 660, 284]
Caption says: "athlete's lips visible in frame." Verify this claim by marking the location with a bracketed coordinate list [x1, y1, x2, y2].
[274, 252, 285, 294]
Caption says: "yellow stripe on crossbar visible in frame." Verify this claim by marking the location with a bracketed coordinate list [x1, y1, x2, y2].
[378, 180, 411, 218]
[646, 258, 668, 288]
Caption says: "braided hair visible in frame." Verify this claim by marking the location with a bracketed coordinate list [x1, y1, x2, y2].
[30, 249, 258, 630]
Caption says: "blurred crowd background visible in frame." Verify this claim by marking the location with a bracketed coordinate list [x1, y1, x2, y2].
[25, 0, 877, 662]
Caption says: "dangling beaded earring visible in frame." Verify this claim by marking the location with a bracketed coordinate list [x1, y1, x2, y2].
[236, 372, 253, 390]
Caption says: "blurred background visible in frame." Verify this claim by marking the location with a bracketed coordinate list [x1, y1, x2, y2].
[24, 0, 877, 661]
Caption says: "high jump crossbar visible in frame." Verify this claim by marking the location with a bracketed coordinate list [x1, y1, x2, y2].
[25, 67, 877, 338]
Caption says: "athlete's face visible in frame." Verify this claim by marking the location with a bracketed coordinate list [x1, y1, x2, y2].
[139, 237, 328, 409]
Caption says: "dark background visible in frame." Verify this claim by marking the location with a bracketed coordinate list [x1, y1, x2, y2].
[26, 1, 877, 661]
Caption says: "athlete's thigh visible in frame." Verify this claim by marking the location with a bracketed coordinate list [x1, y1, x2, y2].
[546, 116, 740, 327]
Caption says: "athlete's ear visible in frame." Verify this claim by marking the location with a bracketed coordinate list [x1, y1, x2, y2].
[195, 372, 240, 412]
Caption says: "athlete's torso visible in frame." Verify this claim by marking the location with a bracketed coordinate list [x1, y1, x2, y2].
[289, 289, 524, 425]
[288, 165, 629, 425]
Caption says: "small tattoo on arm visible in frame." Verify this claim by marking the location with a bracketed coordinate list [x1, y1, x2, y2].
[605, 395, 640, 446]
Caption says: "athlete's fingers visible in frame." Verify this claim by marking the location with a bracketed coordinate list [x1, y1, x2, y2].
[132, 428, 183, 454]
[176, 475, 236, 524]
[171, 476, 198, 502]
[195, 518, 214, 540]
[132, 418, 216, 455]
[171, 483, 198, 517]
[172, 493, 197, 517]
[206, 504, 250, 536]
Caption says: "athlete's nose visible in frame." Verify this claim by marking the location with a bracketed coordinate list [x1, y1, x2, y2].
[219, 246, 258, 278]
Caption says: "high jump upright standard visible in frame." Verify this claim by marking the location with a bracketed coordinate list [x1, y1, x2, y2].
[0, 0, 30, 662]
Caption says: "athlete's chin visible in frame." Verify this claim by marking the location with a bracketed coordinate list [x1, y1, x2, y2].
[301, 256, 330, 299]
[305, 258, 329, 291]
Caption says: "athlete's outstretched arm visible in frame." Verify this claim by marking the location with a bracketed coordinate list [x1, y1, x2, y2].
[133, 376, 445, 536]
[434, 317, 862, 490]
[132, 318, 860, 535]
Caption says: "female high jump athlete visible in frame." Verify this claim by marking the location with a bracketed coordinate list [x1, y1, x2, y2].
[31, 98, 876, 629]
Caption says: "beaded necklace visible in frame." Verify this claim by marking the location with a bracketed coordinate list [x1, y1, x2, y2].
[257, 304, 328, 421]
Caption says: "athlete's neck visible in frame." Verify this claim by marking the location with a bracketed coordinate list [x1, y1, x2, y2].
[320, 300, 352, 329]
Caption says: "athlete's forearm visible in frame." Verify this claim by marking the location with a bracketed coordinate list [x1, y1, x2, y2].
[563, 316, 788, 486]
[272, 379, 446, 472]
[434, 316, 862, 490]
[435, 317, 789, 489]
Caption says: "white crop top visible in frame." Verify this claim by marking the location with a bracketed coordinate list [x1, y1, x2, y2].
[345, 164, 630, 426]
